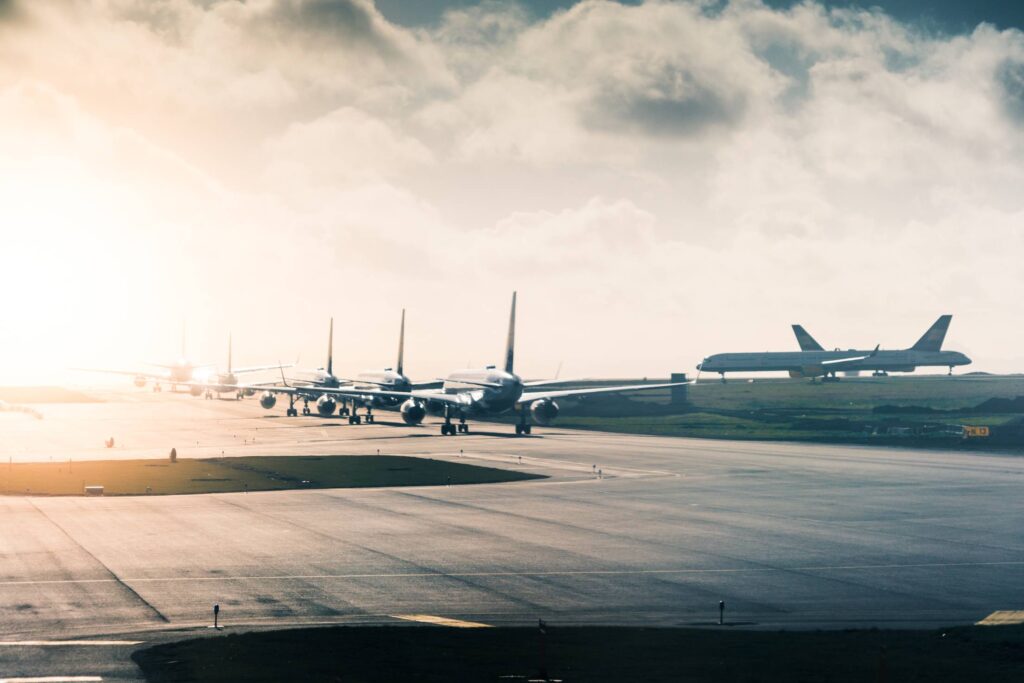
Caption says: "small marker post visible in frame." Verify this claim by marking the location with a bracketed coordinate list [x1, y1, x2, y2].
[213, 603, 220, 629]
[719, 600, 725, 625]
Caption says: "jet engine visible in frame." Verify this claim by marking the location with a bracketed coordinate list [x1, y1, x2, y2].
[316, 394, 337, 416]
[190, 384, 204, 397]
[243, 388, 256, 397]
[400, 399, 427, 425]
[259, 391, 277, 409]
[529, 399, 559, 425]
[133, 375, 147, 388]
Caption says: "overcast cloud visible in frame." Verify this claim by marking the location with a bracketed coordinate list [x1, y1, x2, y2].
[1, 0, 1022, 382]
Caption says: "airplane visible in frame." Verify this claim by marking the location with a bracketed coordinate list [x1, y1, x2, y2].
[288, 292, 688, 436]
[189, 334, 291, 399]
[697, 315, 971, 382]
[75, 324, 210, 391]
[331, 309, 437, 424]
[254, 318, 349, 417]
[253, 311, 438, 421]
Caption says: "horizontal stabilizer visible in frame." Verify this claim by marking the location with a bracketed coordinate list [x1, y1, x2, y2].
[911, 315, 952, 352]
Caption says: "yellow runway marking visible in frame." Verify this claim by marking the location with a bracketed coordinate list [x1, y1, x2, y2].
[392, 614, 492, 628]
[0, 640, 141, 647]
[976, 610, 1024, 626]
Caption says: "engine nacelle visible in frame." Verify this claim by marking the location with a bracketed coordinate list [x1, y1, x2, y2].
[529, 399, 559, 426]
[259, 391, 277, 410]
[316, 394, 337, 416]
[243, 388, 256, 398]
[133, 375, 147, 388]
[190, 384, 204, 397]
[400, 399, 427, 425]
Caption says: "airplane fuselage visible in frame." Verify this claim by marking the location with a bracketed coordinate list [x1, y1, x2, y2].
[352, 370, 412, 407]
[697, 349, 971, 377]
[440, 369, 524, 416]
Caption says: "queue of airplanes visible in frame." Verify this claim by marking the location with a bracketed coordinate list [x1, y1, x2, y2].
[78, 301, 972, 435]
[79, 293, 685, 436]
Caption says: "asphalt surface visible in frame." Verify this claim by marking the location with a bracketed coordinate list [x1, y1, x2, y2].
[1, 388, 1022, 680]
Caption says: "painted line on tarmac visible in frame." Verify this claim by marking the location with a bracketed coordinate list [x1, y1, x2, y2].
[977, 610, 1024, 626]
[0, 640, 141, 646]
[1, 677, 103, 683]
[391, 614, 492, 628]
[0, 560, 1022, 587]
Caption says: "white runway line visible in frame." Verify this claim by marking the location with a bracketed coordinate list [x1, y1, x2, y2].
[0, 641, 141, 647]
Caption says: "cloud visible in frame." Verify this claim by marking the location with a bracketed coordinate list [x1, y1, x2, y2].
[3, 0, 1024, 379]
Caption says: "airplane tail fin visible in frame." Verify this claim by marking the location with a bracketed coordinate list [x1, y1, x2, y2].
[504, 291, 516, 374]
[911, 315, 952, 352]
[396, 309, 405, 376]
[327, 317, 334, 375]
[792, 324, 824, 351]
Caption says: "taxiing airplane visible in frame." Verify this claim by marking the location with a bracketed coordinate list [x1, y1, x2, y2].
[698, 315, 971, 382]
[190, 334, 291, 399]
[296, 292, 688, 436]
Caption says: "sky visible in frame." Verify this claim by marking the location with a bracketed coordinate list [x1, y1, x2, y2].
[1, 0, 1023, 384]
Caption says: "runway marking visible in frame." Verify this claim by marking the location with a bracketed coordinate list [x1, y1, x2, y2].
[0, 560, 1021, 587]
[0, 640, 141, 646]
[976, 610, 1024, 626]
[392, 614, 492, 628]
[0, 678, 103, 683]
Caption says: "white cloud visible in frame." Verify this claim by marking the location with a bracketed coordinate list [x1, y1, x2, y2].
[2, 0, 1024, 381]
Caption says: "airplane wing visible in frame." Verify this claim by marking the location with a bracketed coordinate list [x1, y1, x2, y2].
[71, 367, 171, 380]
[522, 378, 589, 387]
[232, 362, 295, 375]
[516, 381, 690, 405]
[820, 345, 880, 368]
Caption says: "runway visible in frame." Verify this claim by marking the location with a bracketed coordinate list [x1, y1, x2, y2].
[1, 388, 1023, 678]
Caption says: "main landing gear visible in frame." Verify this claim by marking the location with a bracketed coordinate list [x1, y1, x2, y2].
[301, 397, 311, 416]
[440, 408, 464, 435]
[286, 395, 298, 417]
[515, 412, 531, 436]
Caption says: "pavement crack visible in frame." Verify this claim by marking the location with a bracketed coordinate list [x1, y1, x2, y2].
[26, 499, 169, 624]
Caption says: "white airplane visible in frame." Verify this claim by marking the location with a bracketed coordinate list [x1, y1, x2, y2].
[189, 334, 292, 399]
[77, 326, 287, 393]
[257, 293, 687, 436]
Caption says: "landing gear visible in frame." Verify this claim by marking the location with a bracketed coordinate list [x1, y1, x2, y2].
[339, 401, 350, 417]
[456, 417, 468, 433]
[205, 390, 213, 400]
[872, 371, 889, 377]
[719, 374, 727, 384]
[153, 384, 162, 393]
[948, 365, 954, 376]
[515, 411, 531, 436]
[822, 374, 841, 383]
[286, 395, 298, 417]
[440, 407, 458, 436]
[365, 406, 375, 424]
[301, 397, 311, 416]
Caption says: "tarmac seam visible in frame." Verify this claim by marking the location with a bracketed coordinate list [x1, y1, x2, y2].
[25, 500, 170, 624]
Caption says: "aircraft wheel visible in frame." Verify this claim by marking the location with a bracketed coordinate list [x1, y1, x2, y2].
[515, 424, 523, 435]
[524, 425, 532, 435]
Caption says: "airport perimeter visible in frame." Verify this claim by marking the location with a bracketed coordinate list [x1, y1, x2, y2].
[1, 388, 1023, 679]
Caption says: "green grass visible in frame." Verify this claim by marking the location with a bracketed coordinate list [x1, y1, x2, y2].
[0, 455, 543, 496]
[132, 624, 1024, 682]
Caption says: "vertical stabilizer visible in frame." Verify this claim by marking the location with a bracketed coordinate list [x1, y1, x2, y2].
[911, 315, 952, 352]
[396, 309, 406, 376]
[327, 318, 334, 376]
[504, 291, 516, 374]
[792, 324, 824, 351]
